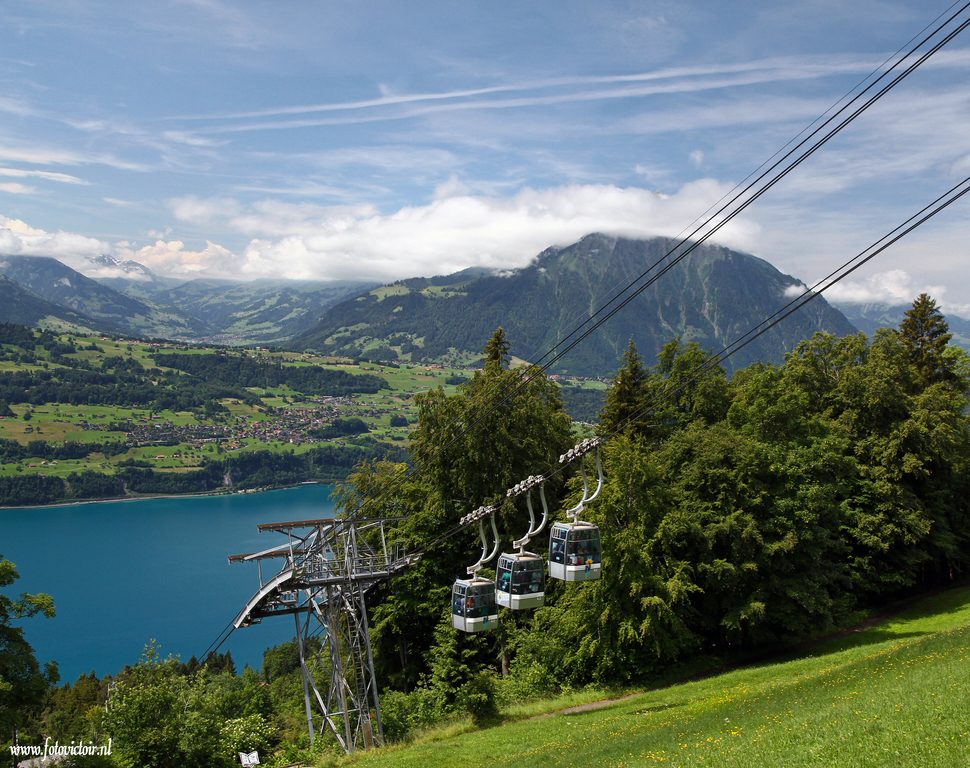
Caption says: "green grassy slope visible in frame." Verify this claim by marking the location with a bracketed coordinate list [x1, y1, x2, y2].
[341, 587, 970, 768]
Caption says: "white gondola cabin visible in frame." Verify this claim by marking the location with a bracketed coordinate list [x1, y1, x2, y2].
[495, 552, 545, 610]
[451, 577, 499, 632]
[548, 521, 601, 582]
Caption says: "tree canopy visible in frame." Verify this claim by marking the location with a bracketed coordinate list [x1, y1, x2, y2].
[335, 327, 574, 694]
[0, 556, 58, 752]
[11, 296, 970, 752]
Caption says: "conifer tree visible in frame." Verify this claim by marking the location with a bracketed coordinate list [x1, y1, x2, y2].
[898, 293, 959, 389]
[598, 338, 647, 438]
[481, 326, 511, 370]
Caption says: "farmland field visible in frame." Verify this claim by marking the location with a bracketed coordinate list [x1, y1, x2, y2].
[0, 328, 606, 493]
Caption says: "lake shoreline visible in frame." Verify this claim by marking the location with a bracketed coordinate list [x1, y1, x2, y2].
[0, 480, 329, 512]
[3, 484, 337, 681]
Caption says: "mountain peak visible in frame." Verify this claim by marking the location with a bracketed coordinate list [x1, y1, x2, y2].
[89, 254, 155, 280]
[290, 234, 857, 375]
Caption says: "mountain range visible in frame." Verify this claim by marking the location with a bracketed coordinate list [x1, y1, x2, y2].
[0, 234, 928, 377]
[0, 254, 375, 343]
[290, 234, 857, 375]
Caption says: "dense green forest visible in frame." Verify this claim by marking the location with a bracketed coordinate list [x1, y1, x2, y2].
[4, 296, 969, 766]
[336, 296, 970, 724]
[0, 351, 385, 412]
[151, 353, 388, 396]
[0, 441, 406, 507]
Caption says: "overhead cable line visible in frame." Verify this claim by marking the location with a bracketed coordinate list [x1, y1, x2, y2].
[360, 2, 970, 513]
[601, 172, 970, 444]
[526, 2, 970, 376]
[652, 0, 967, 274]
[407, 171, 970, 556]
[331, 3, 970, 547]
[198, 616, 237, 666]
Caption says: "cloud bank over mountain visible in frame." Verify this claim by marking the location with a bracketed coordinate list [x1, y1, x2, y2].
[3, 180, 761, 283]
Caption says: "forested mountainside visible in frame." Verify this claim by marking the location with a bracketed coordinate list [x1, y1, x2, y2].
[291, 234, 857, 375]
[0, 254, 375, 343]
[0, 274, 110, 332]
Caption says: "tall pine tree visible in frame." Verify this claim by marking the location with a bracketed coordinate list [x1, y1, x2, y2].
[898, 293, 959, 389]
[598, 338, 648, 439]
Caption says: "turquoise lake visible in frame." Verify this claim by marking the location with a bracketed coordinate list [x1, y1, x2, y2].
[1, 485, 336, 682]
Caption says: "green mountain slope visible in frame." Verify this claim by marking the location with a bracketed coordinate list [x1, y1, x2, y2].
[152, 276, 379, 343]
[290, 234, 857, 375]
[0, 254, 209, 338]
[0, 275, 112, 333]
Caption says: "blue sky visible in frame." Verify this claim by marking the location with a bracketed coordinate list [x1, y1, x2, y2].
[2, 1, 970, 314]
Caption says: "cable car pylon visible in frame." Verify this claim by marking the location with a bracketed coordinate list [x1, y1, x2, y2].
[229, 516, 418, 754]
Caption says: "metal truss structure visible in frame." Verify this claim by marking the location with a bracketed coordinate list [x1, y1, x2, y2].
[230, 516, 418, 753]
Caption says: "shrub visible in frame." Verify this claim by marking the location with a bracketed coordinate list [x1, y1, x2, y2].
[458, 671, 500, 727]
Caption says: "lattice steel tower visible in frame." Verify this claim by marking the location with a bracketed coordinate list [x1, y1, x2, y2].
[230, 516, 417, 753]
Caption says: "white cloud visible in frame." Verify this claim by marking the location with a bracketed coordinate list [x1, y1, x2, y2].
[167, 196, 244, 226]
[0, 217, 109, 269]
[0, 217, 45, 236]
[433, 175, 470, 199]
[0, 182, 35, 194]
[0, 168, 88, 184]
[823, 269, 945, 306]
[162, 131, 227, 147]
[165, 180, 760, 281]
[113, 239, 239, 276]
[0, 145, 88, 166]
[182, 53, 898, 134]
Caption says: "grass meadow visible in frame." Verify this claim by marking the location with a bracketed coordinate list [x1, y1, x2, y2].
[335, 586, 970, 768]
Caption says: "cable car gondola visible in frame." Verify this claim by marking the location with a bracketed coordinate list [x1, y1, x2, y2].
[495, 552, 545, 609]
[452, 577, 499, 632]
[495, 475, 549, 610]
[452, 507, 500, 633]
[549, 439, 604, 583]
[548, 521, 601, 581]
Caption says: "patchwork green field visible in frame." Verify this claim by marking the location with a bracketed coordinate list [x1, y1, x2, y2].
[0, 327, 606, 491]
[336, 587, 970, 768]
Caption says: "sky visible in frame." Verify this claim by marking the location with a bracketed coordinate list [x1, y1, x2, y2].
[2, 1, 970, 314]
